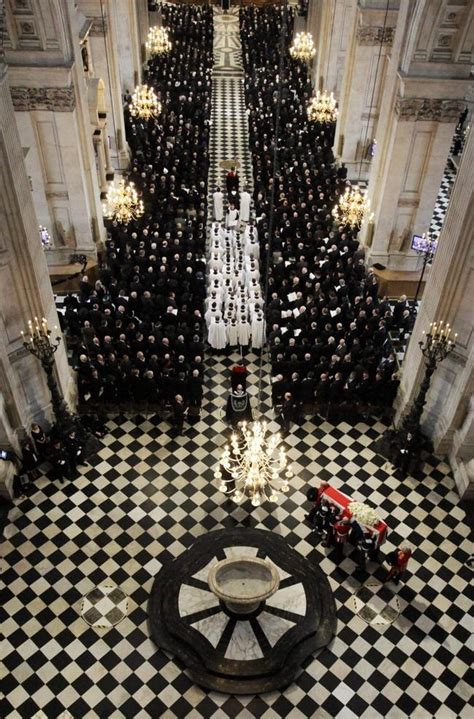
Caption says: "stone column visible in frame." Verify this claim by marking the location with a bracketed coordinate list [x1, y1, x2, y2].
[85, 1, 130, 169]
[0, 57, 74, 445]
[364, 91, 464, 270]
[394, 128, 473, 496]
[114, 0, 144, 93]
[136, 0, 150, 68]
[307, 0, 357, 99]
[4, 0, 106, 263]
[360, 0, 472, 270]
[333, 3, 398, 179]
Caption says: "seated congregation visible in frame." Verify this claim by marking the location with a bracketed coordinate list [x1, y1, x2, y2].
[241, 5, 410, 421]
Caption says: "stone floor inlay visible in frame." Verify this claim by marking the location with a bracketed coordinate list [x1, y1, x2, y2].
[80, 584, 128, 629]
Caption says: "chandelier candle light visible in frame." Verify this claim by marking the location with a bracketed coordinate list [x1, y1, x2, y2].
[290, 32, 316, 63]
[307, 90, 338, 124]
[146, 26, 171, 56]
[332, 185, 372, 230]
[129, 84, 161, 121]
[102, 177, 144, 225]
[215, 421, 293, 507]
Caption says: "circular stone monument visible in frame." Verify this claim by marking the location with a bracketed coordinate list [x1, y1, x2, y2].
[148, 527, 337, 693]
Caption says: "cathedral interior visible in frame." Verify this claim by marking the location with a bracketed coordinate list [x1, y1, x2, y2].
[0, 1, 472, 718]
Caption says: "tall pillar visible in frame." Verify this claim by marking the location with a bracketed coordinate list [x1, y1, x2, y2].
[0, 56, 73, 447]
[4, 0, 106, 263]
[115, 0, 145, 93]
[334, 2, 398, 179]
[307, 0, 357, 99]
[361, 0, 472, 270]
[81, 1, 130, 170]
[394, 128, 473, 497]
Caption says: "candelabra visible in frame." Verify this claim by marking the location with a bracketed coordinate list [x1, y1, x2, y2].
[398, 321, 456, 441]
[21, 317, 73, 430]
[413, 232, 438, 307]
[215, 421, 293, 507]
[332, 185, 372, 230]
[376, 321, 456, 472]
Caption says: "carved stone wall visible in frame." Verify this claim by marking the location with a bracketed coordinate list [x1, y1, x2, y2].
[395, 97, 465, 122]
[10, 86, 76, 111]
[357, 25, 395, 45]
[0, 57, 73, 443]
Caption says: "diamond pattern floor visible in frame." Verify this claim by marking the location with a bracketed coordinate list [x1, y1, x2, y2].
[1, 350, 472, 719]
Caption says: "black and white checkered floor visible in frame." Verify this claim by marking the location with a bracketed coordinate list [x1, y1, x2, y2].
[1, 351, 472, 718]
[208, 8, 253, 207]
[428, 162, 456, 241]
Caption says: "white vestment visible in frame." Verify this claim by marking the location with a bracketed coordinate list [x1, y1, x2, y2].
[238, 318, 250, 346]
[226, 208, 239, 230]
[251, 313, 266, 349]
[213, 191, 224, 222]
[240, 191, 251, 222]
[208, 317, 227, 350]
[227, 320, 239, 346]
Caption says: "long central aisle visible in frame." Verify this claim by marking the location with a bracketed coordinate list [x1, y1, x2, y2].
[201, 5, 270, 417]
[208, 7, 253, 201]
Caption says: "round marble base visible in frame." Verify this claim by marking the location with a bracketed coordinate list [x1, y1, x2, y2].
[148, 528, 337, 694]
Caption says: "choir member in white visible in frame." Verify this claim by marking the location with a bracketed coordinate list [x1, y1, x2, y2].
[213, 186, 224, 222]
[205, 221, 265, 350]
[239, 187, 251, 223]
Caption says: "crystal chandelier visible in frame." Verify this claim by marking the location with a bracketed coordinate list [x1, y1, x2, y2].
[307, 90, 338, 124]
[146, 26, 171, 56]
[215, 421, 293, 507]
[102, 178, 144, 224]
[128, 84, 161, 121]
[290, 32, 316, 63]
[332, 185, 371, 230]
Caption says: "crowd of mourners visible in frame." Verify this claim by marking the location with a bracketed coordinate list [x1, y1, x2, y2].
[59, 4, 212, 417]
[55, 3, 415, 427]
[240, 5, 411, 420]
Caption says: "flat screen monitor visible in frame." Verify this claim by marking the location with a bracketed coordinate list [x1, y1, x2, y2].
[411, 234, 425, 251]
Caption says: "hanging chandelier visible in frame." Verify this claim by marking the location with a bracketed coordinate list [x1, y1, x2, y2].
[146, 26, 172, 56]
[307, 90, 338, 124]
[332, 185, 371, 230]
[102, 178, 144, 224]
[128, 84, 161, 121]
[215, 421, 293, 507]
[290, 32, 316, 63]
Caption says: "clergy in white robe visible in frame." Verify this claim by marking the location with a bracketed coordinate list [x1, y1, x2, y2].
[213, 188, 224, 222]
[240, 189, 251, 223]
[238, 316, 250, 346]
[251, 311, 266, 349]
[226, 205, 239, 230]
[208, 315, 227, 350]
[227, 319, 239, 347]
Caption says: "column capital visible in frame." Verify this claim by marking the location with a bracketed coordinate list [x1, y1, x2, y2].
[395, 96, 465, 122]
